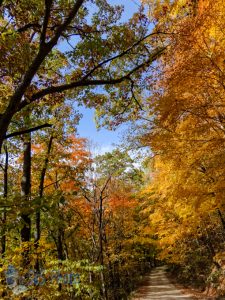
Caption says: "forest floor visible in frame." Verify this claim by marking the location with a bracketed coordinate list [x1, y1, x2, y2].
[131, 266, 206, 299]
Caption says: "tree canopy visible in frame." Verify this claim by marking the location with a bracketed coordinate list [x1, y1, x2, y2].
[1, 0, 225, 299]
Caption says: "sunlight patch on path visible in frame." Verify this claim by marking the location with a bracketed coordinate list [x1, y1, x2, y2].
[132, 266, 194, 300]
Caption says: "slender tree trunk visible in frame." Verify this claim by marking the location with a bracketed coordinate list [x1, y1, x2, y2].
[35, 135, 53, 271]
[57, 228, 65, 261]
[0, 144, 8, 298]
[54, 176, 66, 291]
[57, 225, 66, 292]
[1, 144, 8, 257]
[20, 132, 31, 266]
[107, 254, 116, 298]
[53, 173, 66, 261]
[99, 195, 107, 300]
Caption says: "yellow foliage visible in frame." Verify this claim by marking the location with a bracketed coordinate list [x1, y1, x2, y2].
[139, 0, 225, 266]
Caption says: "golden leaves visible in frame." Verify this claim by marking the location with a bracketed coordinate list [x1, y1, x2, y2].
[138, 0, 225, 266]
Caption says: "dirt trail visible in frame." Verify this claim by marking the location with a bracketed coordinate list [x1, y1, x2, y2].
[132, 266, 195, 299]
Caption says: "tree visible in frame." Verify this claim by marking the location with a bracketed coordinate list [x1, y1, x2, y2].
[142, 0, 225, 215]
[137, 0, 225, 291]
[0, 0, 165, 151]
[0, 144, 8, 258]
[69, 149, 153, 299]
[95, 148, 143, 187]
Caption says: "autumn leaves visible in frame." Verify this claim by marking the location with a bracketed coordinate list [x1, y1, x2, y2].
[139, 0, 225, 293]
[0, 0, 225, 298]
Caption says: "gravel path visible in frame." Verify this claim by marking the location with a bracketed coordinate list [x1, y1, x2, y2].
[132, 266, 195, 299]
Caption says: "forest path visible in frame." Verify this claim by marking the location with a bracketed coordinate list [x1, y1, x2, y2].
[132, 266, 195, 299]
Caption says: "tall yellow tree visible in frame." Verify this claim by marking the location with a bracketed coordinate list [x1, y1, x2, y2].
[139, 0, 225, 289]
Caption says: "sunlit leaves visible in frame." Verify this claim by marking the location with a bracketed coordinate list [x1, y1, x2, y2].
[138, 0, 225, 283]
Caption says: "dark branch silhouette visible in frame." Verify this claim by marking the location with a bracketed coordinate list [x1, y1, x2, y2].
[18, 47, 165, 110]
[4, 123, 52, 139]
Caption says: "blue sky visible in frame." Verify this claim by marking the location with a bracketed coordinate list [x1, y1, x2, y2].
[76, 0, 141, 153]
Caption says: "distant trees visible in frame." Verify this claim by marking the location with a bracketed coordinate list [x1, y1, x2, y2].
[69, 149, 154, 299]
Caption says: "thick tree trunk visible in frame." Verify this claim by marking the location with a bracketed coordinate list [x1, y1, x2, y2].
[20, 133, 31, 266]
[0, 113, 13, 153]
[57, 228, 65, 261]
